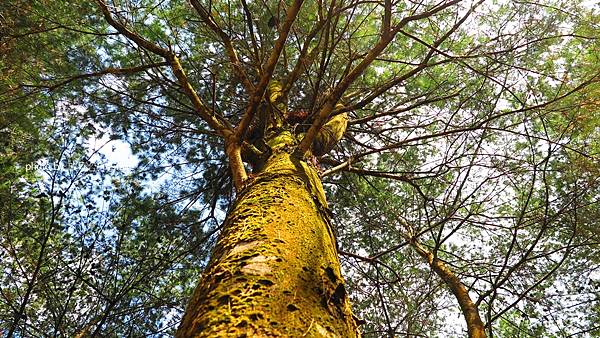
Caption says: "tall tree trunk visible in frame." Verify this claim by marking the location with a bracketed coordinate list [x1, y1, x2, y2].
[177, 135, 359, 337]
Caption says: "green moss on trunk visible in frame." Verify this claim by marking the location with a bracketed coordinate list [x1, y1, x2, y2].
[176, 144, 359, 337]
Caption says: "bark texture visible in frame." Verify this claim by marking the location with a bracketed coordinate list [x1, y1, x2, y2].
[176, 135, 358, 337]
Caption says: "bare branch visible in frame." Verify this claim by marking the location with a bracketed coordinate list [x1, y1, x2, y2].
[235, 0, 305, 141]
[296, 0, 462, 157]
[189, 0, 255, 93]
[21, 62, 169, 91]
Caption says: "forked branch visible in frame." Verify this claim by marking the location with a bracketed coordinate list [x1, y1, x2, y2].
[235, 0, 305, 141]
[295, 0, 461, 157]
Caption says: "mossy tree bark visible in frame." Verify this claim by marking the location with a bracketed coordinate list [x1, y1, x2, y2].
[176, 133, 359, 337]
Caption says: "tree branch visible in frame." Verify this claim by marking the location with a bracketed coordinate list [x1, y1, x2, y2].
[295, 0, 461, 157]
[95, 0, 170, 57]
[96, 0, 246, 190]
[235, 0, 305, 141]
[20, 62, 169, 91]
[189, 0, 255, 93]
[409, 236, 487, 338]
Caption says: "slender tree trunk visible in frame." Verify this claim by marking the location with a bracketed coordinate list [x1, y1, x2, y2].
[410, 240, 486, 338]
[177, 136, 359, 337]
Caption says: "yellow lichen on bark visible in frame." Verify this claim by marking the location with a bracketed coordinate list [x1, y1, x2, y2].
[176, 143, 359, 337]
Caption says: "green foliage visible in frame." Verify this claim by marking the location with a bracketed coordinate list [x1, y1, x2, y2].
[1, 0, 599, 336]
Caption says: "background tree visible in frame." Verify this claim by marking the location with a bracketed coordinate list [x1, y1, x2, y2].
[1, 0, 599, 337]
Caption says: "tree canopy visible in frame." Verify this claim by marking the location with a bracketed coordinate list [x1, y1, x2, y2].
[1, 0, 599, 336]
